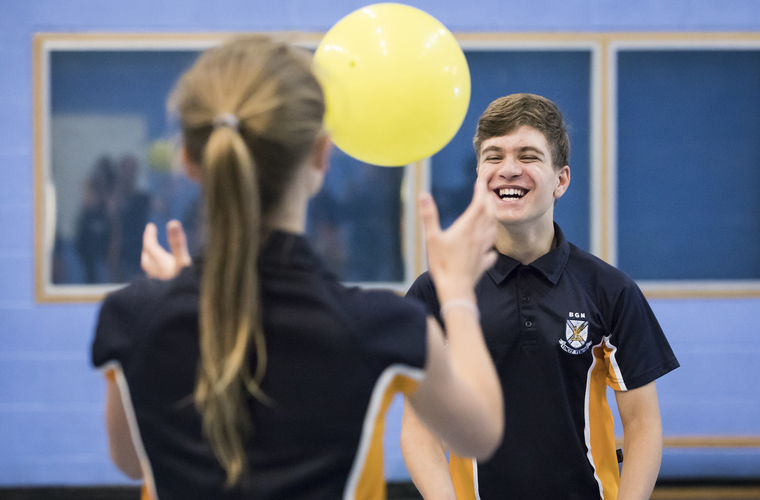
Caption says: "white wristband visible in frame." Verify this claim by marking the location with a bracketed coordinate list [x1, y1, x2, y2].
[440, 299, 480, 323]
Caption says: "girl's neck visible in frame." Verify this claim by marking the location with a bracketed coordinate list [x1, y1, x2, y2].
[265, 193, 307, 235]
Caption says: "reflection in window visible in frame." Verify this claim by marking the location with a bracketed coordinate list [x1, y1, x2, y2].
[50, 50, 201, 285]
[48, 50, 406, 286]
[306, 148, 405, 283]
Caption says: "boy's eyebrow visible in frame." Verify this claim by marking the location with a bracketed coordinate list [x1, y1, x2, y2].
[518, 146, 546, 159]
[480, 144, 546, 159]
[480, 145, 504, 157]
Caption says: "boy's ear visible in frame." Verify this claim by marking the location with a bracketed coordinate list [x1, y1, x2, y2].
[553, 165, 571, 199]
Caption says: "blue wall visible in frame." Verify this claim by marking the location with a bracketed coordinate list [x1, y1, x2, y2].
[2, 0, 760, 486]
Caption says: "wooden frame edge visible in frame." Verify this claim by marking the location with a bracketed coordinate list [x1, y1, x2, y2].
[643, 288, 760, 300]
[651, 485, 760, 500]
[615, 436, 760, 449]
[32, 31, 760, 302]
[33, 34, 44, 303]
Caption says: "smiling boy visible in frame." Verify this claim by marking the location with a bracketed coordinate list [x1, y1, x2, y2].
[401, 93, 679, 500]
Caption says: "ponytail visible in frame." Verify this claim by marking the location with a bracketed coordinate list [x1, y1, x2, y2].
[196, 123, 268, 485]
[169, 34, 326, 486]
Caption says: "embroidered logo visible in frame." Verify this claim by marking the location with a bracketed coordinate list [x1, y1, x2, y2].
[560, 313, 592, 355]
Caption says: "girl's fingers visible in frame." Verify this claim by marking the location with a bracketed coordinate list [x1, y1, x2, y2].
[419, 192, 441, 239]
[480, 250, 498, 276]
[166, 220, 191, 267]
[142, 223, 159, 251]
[141, 221, 177, 279]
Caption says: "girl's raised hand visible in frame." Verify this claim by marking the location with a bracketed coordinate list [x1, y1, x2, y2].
[420, 178, 497, 302]
[141, 220, 192, 280]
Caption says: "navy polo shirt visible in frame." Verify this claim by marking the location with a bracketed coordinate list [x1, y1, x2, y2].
[407, 224, 679, 500]
[93, 231, 428, 500]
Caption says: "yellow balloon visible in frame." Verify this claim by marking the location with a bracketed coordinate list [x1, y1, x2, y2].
[313, 3, 470, 167]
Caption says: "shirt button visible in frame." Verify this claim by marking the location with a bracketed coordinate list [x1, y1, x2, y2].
[525, 320, 533, 328]
[522, 295, 531, 303]
[520, 269, 528, 277]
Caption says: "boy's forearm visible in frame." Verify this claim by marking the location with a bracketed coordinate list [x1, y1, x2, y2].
[401, 399, 457, 500]
[616, 383, 663, 500]
[617, 419, 662, 500]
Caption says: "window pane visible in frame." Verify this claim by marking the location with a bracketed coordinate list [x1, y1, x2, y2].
[431, 50, 592, 251]
[49, 49, 407, 287]
[50, 50, 201, 285]
[306, 149, 405, 283]
[617, 50, 760, 280]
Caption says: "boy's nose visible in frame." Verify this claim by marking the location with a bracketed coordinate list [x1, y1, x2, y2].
[498, 157, 523, 179]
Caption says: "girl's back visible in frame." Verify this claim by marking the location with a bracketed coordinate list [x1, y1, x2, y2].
[94, 231, 427, 499]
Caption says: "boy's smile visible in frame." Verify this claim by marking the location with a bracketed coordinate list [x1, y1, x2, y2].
[496, 187, 528, 200]
[477, 125, 569, 231]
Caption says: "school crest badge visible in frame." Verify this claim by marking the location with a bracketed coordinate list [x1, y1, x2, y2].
[560, 318, 592, 355]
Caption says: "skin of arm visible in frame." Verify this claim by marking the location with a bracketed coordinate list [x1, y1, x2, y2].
[615, 381, 663, 500]
[407, 314, 503, 460]
[105, 375, 143, 480]
[401, 398, 457, 500]
[405, 179, 504, 461]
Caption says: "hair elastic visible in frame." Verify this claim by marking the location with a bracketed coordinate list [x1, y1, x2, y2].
[212, 112, 240, 130]
[440, 298, 480, 323]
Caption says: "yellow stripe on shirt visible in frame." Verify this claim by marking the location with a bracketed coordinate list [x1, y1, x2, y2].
[347, 367, 422, 500]
[449, 453, 477, 500]
[586, 340, 621, 499]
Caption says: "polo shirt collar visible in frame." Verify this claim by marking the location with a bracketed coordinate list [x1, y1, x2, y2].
[192, 230, 322, 273]
[487, 223, 570, 285]
[487, 250, 521, 285]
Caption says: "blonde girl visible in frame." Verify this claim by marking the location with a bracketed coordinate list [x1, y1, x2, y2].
[94, 35, 502, 499]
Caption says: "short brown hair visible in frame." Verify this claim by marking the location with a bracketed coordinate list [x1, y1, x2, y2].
[473, 93, 569, 170]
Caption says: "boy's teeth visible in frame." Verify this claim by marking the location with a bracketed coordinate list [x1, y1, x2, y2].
[499, 188, 525, 198]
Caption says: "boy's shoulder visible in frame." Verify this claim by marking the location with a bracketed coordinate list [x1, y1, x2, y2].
[565, 242, 642, 298]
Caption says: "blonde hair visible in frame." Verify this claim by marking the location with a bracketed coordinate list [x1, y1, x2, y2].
[169, 35, 325, 485]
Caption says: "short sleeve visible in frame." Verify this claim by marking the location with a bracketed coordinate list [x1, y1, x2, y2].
[91, 279, 151, 370]
[405, 272, 440, 321]
[606, 281, 680, 391]
[352, 289, 428, 372]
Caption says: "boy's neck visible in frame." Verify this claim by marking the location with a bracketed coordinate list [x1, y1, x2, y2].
[494, 219, 556, 265]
